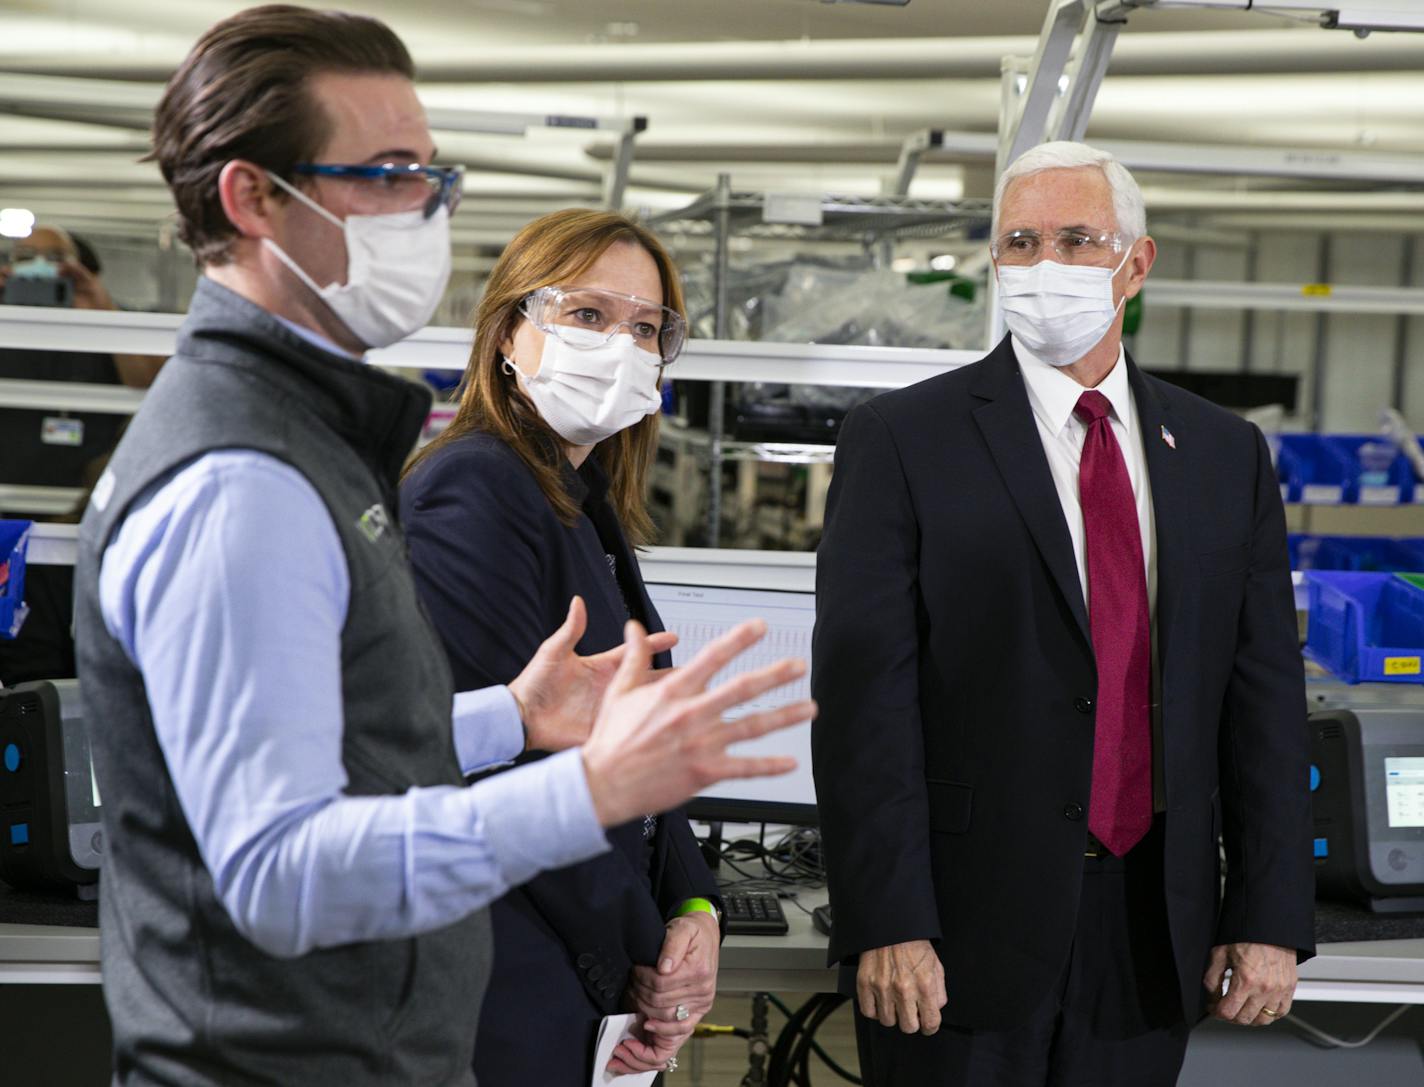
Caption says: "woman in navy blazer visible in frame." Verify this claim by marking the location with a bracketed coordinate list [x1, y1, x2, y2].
[400, 209, 722, 1084]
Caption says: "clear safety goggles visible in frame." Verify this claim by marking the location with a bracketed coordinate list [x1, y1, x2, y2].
[290, 162, 465, 220]
[990, 227, 1127, 267]
[521, 285, 687, 365]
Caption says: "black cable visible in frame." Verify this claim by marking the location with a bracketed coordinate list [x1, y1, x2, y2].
[791, 996, 861, 1087]
[766, 993, 822, 1085]
[791, 997, 843, 1082]
[763, 993, 862, 1086]
[792, 996, 859, 1086]
[713, 825, 825, 900]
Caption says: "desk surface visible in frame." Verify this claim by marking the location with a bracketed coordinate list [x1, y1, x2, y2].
[0, 923, 100, 985]
[716, 887, 1424, 1004]
[12, 893, 1424, 1004]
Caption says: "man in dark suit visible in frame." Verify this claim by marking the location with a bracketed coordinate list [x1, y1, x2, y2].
[812, 141, 1314, 1086]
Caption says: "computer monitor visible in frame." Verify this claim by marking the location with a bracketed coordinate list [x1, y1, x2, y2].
[644, 581, 817, 826]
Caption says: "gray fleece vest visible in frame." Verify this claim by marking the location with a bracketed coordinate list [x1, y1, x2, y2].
[74, 279, 490, 1086]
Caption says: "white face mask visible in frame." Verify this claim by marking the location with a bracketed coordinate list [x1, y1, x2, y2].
[262, 171, 451, 350]
[511, 328, 663, 447]
[996, 246, 1133, 367]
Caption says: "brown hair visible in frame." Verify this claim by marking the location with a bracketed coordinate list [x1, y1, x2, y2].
[147, 4, 415, 266]
[404, 209, 685, 547]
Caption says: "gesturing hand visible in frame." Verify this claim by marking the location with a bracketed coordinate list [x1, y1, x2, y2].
[507, 597, 678, 754]
[1204, 942, 1297, 1027]
[856, 939, 948, 1036]
[610, 911, 721, 1075]
[581, 617, 815, 829]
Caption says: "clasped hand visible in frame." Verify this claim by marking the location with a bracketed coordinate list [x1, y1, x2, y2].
[608, 911, 721, 1075]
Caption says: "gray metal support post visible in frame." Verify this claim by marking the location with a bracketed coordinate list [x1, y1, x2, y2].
[706, 173, 732, 547]
[1391, 236, 1417, 411]
[601, 118, 645, 211]
[1310, 234, 1333, 432]
[890, 128, 943, 197]
[987, 59, 1030, 349]
[1240, 231, 1259, 372]
[157, 223, 180, 314]
[1176, 228, 1196, 372]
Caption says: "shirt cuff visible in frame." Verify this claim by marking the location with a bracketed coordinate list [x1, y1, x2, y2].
[475, 748, 610, 887]
[451, 686, 524, 774]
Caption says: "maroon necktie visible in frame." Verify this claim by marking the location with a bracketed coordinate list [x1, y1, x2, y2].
[1074, 390, 1152, 857]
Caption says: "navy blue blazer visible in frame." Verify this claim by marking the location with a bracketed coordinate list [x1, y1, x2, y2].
[400, 432, 720, 1085]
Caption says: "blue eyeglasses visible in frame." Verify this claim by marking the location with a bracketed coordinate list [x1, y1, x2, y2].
[290, 162, 465, 219]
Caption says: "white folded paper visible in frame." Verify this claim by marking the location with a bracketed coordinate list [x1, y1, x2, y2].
[590, 1013, 660, 1087]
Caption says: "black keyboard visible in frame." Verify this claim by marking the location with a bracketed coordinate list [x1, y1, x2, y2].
[722, 891, 790, 936]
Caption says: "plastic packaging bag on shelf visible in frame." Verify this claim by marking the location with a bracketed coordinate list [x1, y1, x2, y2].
[680, 255, 805, 343]
[761, 263, 985, 352]
[1381, 407, 1424, 483]
[679, 255, 986, 424]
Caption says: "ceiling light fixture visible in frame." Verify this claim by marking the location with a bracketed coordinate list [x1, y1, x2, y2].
[0, 208, 35, 239]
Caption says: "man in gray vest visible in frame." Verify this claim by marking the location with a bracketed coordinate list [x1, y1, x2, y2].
[73, 7, 812, 1085]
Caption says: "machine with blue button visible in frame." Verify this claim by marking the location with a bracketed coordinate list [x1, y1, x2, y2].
[1312, 707, 1424, 913]
[0, 679, 101, 897]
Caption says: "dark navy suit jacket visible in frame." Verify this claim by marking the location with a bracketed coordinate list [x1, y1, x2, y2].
[400, 431, 720, 1085]
[812, 337, 1315, 1034]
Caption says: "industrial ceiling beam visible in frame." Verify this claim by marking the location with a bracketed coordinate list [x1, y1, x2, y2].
[1103, 0, 1424, 33]
[1, 30, 1422, 83]
[580, 132, 1424, 185]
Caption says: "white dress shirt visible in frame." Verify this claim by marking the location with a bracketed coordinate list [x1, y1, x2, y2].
[1013, 336, 1157, 620]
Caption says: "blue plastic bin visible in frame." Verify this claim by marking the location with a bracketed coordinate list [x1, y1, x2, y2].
[1278, 435, 1352, 504]
[1304, 571, 1424, 684]
[0, 520, 31, 640]
[1277, 434, 1417, 505]
[1290, 534, 1424, 573]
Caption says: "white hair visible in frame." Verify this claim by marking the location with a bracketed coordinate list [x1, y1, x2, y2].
[992, 141, 1146, 241]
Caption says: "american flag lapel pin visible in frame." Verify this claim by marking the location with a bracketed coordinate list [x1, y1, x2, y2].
[1160, 424, 1177, 450]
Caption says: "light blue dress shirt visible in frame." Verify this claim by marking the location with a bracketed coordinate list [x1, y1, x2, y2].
[97, 441, 610, 959]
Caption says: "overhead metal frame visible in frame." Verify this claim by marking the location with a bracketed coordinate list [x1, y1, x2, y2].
[1101, 0, 1424, 33]
[1046, 6, 1125, 146]
[647, 189, 992, 242]
[1000, 0, 1424, 180]
[997, 0, 1125, 175]
[0, 73, 651, 206]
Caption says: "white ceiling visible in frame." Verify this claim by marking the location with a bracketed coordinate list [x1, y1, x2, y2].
[0, 0, 1421, 243]
[3, 0, 1291, 54]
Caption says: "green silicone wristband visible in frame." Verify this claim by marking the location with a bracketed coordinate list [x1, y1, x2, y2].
[675, 898, 718, 921]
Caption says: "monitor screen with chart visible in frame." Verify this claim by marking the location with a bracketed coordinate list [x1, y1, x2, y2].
[644, 582, 818, 825]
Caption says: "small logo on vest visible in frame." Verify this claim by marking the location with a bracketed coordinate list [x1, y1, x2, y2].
[358, 504, 389, 544]
[91, 469, 117, 512]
